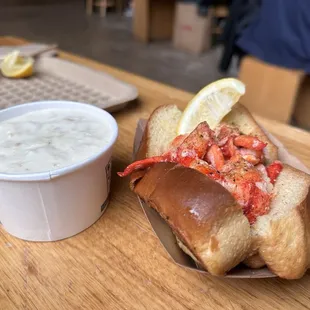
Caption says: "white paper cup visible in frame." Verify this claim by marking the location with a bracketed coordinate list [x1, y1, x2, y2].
[0, 101, 118, 241]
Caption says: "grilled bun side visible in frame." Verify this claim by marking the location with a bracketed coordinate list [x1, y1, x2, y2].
[130, 104, 181, 189]
[223, 103, 278, 165]
[134, 163, 251, 276]
[243, 254, 265, 269]
[242, 232, 266, 269]
[141, 104, 182, 158]
[252, 164, 310, 279]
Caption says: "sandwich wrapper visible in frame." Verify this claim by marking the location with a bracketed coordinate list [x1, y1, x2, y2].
[133, 119, 310, 278]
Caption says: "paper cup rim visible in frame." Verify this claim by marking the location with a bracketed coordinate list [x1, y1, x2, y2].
[0, 100, 118, 181]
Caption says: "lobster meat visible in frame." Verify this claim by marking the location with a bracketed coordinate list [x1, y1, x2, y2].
[118, 121, 283, 224]
[118, 122, 213, 177]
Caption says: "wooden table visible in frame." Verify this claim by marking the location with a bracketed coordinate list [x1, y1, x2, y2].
[1, 36, 310, 310]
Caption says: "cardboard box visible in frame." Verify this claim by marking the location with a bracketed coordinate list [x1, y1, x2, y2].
[173, 2, 213, 54]
[294, 75, 310, 129]
[238, 56, 304, 123]
[133, 0, 176, 43]
[133, 119, 310, 278]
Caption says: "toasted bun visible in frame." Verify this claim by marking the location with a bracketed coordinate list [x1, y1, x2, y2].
[142, 104, 182, 158]
[223, 103, 278, 165]
[130, 104, 182, 189]
[176, 237, 200, 264]
[252, 164, 310, 279]
[130, 103, 310, 278]
[243, 254, 265, 269]
[134, 163, 251, 276]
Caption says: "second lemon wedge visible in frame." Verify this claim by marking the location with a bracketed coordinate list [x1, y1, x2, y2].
[1, 50, 34, 78]
[177, 78, 246, 134]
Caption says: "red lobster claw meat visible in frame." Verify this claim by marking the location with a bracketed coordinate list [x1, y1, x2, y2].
[117, 155, 171, 177]
[206, 145, 225, 171]
[188, 158, 222, 181]
[266, 161, 283, 184]
[221, 137, 237, 159]
[234, 135, 267, 151]
[118, 122, 214, 177]
[238, 148, 263, 165]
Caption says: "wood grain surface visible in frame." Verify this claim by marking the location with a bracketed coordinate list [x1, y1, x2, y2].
[1, 36, 310, 310]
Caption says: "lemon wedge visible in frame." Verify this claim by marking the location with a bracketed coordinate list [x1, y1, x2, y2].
[177, 78, 246, 134]
[1, 50, 34, 78]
